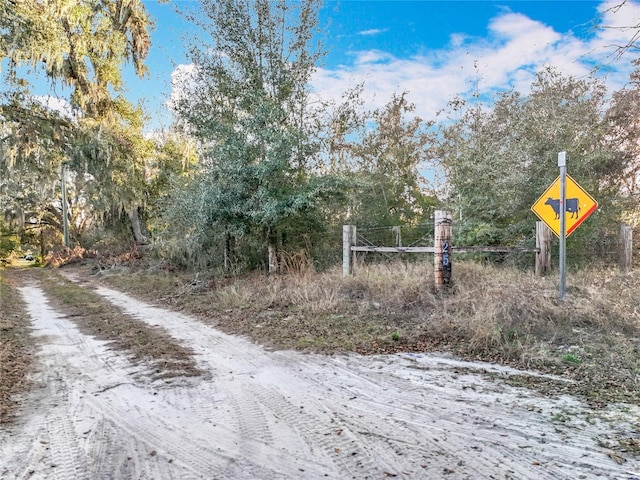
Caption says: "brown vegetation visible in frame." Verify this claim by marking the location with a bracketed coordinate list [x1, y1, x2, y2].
[3, 256, 640, 421]
[0, 272, 34, 423]
[37, 270, 203, 380]
[98, 259, 640, 406]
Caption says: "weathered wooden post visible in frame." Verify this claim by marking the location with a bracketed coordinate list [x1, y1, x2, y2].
[434, 210, 452, 289]
[535, 221, 552, 277]
[619, 223, 633, 271]
[392, 226, 402, 247]
[343, 225, 356, 277]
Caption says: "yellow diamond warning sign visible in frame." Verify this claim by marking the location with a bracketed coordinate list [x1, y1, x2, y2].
[531, 175, 597, 237]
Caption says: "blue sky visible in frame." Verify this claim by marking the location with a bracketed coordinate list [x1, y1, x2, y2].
[22, 0, 640, 130]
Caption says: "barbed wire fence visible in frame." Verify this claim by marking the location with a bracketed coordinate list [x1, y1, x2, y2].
[336, 218, 635, 274]
[353, 222, 435, 266]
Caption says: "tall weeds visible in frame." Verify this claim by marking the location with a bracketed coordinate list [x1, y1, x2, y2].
[104, 259, 640, 364]
[99, 259, 640, 402]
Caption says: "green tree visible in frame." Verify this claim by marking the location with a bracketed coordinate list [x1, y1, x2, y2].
[170, 0, 338, 272]
[1, 0, 154, 247]
[0, 93, 74, 253]
[348, 92, 437, 227]
[2, 0, 151, 118]
[603, 59, 640, 226]
[432, 67, 617, 250]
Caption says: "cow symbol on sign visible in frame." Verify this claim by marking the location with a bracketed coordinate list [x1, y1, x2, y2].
[545, 197, 580, 220]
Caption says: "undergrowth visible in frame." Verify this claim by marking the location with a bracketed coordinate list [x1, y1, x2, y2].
[96, 259, 640, 405]
[0, 270, 34, 423]
[38, 271, 203, 380]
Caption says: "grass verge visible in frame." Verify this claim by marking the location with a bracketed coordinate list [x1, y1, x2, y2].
[36, 270, 202, 381]
[96, 259, 640, 407]
[0, 270, 34, 423]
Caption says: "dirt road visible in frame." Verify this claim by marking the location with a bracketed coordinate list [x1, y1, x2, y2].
[1, 280, 640, 479]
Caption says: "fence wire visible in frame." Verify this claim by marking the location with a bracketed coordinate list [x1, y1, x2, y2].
[339, 222, 638, 272]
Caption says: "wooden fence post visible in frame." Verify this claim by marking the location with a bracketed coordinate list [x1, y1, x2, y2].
[343, 225, 356, 277]
[535, 221, 552, 277]
[619, 223, 633, 271]
[434, 210, 452, 289]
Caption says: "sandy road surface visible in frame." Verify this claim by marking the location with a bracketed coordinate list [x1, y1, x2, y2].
[1, 281, 640, 479]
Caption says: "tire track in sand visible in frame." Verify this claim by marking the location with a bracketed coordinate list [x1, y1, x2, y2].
[26, 278, 640, 480]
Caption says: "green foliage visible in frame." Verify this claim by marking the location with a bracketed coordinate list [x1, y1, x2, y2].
[0, 95, 69, 253]
[319, 89, 439, 230]
[561, 353, 581, 364]
[433, 67, 624, 254]
[604, 59, 640, 228]
[1, 0, 160, 248]
[165, 0, 343, 271]
[2, 0, 151, 118]
[0, 223, 18, 259]
[5, 1, 640, 274]
[349, 93, 438, 227]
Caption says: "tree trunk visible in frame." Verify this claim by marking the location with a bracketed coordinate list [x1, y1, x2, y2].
[128, 206, 148, 245]
[40, 229, 45, 258]
[268, 227, 279, 274]
[224, 232, 236, 273]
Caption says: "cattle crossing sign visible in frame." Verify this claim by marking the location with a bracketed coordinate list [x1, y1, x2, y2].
[531, 174, 597, 237]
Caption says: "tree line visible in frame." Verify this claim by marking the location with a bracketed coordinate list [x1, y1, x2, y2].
[2, 0, 639, 272]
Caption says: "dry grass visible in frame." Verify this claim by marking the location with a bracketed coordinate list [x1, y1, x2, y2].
[37, 271, 203, 381]
[0, 270, 34, 423]
[96, 259, 640, 406]
[3, 255, 639, 414]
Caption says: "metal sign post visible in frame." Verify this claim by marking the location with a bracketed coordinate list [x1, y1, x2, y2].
[531, 153, 598, 301]
[558, 152, 566, 301]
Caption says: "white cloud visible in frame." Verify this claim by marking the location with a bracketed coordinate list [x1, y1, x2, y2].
[353, 50, 395, 65]
[309, 0, 640, 122]
[168, 63, 198, 111]
[171, 0, 640, 124]
[34, 95, 77, 120]
[358, 28, 387, 36]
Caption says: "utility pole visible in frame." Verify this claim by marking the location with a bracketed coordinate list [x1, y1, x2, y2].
[61, 163, 69, 248]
